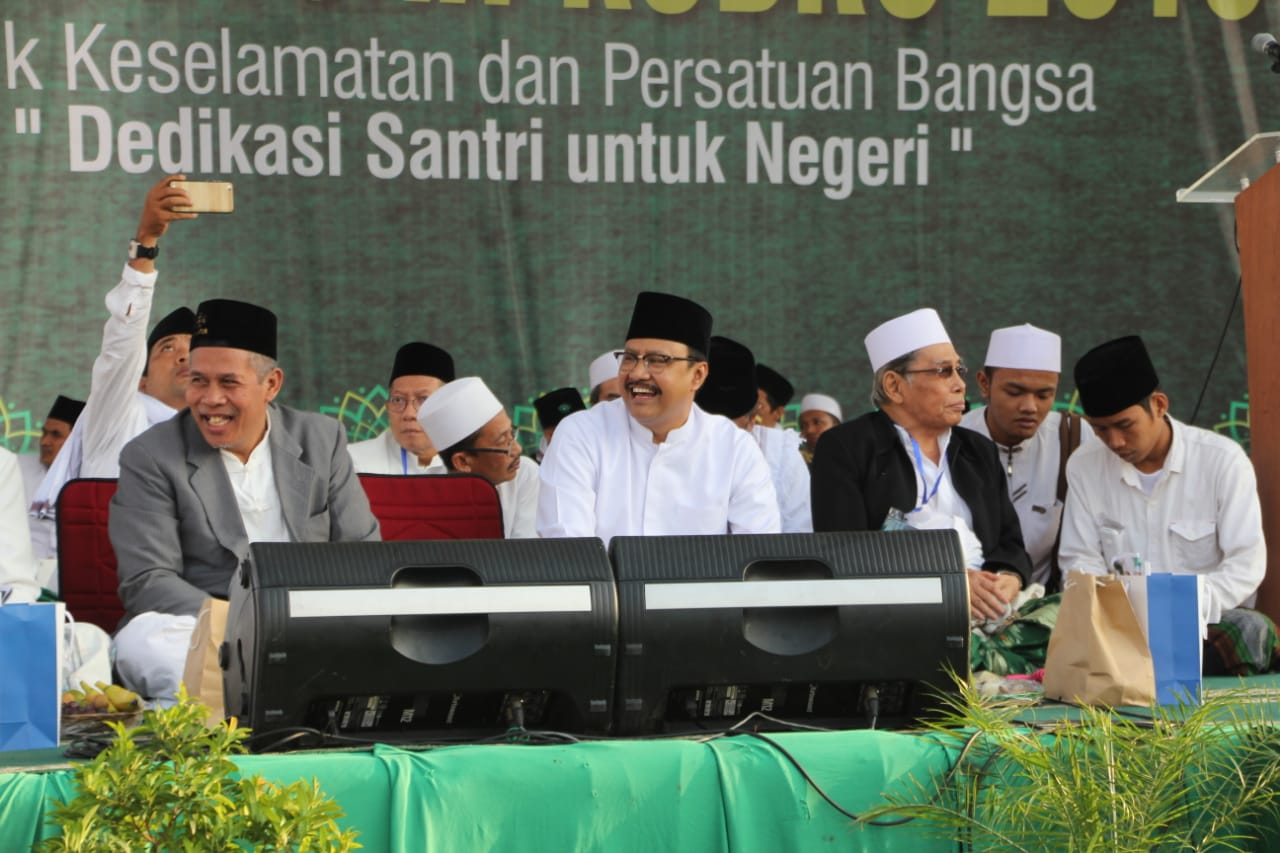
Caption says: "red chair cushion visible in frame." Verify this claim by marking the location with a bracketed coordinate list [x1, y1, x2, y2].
[55, 478, 123, 633]
[359, 473, 504, 541]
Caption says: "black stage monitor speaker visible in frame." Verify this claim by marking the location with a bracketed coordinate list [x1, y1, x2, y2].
[222, 538, 617, 746]
[609, 530, 969, 735]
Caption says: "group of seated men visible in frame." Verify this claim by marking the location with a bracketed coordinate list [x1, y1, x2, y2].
[0, 175, 1267, 703]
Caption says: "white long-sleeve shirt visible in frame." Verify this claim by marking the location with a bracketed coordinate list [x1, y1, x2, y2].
[537, 399, 781, 546]
[498, 458, 540, 539]
[753, 425, 812, 533]
[34, 266, 179, 507]
[348, 429, 445, 475]
[0, 449, 41, 603]
[1058, 416, 1264, 624]
[962, 408, 1096, 586]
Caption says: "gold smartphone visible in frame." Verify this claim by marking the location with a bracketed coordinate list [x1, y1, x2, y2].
[170, 180, 234, 213]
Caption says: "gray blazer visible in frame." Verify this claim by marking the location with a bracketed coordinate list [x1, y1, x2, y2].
[110, 403, 380, 624]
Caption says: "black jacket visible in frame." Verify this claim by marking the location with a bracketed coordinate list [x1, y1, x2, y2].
[810, 409, 1031, 582]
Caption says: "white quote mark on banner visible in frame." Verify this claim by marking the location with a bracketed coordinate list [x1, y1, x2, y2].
[949, 127, 973, 153]
[14, 109, 41, 134]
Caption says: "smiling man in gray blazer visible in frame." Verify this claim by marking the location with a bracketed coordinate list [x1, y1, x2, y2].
[109, 298, 380, 703]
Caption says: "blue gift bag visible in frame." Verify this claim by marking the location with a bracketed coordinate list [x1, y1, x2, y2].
[0, 602, 64, 751]
[1144, 574, 1202, 706]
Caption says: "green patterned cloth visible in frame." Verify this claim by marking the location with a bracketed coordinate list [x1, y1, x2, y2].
[970, 594, 1061, 676]
[1207, 608, 1280, 676]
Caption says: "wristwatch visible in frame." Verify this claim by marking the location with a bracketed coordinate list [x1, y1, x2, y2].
[128, 239, 159, 260]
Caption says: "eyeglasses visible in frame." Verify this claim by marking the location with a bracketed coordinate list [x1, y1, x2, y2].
[387, 394, 432, 413]
[460, 431, 519, 455]
[898, 364, 969, 380]
[614, 351, 700, 373]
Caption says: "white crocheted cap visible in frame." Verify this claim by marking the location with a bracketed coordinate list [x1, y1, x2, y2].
[983, 324, 1061, 373]
[864, 308, 951, 372]
[416, 376, 503, 450]
[799, 393, 842, 421]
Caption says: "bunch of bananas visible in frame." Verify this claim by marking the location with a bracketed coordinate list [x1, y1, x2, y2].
[62, 681, 142, 715]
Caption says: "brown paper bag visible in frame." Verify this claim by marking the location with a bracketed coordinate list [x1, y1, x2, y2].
[1043, 570, 1155, 706]
[181, 597, 230, 726]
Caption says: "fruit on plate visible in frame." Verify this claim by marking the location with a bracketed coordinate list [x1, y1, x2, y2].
[61, 681, 143, 715]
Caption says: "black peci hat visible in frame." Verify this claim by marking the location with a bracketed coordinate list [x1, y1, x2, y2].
[390, 342, 455, 384]
[533, 387, 587, 430]
[1074, 335, 1160, 418]
[190, 299, 278, 360]
[696, 336, 758, 420]
[625, 292, 713, 357]
[46, 395, 85, 426]
[146, 307, 197, 353]
[755, 363, 794, 407]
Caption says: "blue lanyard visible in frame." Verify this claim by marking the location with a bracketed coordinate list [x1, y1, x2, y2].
[909, 437, 945, 512]
[400, 447, 409, 475]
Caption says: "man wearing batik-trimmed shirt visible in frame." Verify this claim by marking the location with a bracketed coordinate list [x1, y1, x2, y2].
[17, 395, 84, 564]
[537, 291, 780, 546]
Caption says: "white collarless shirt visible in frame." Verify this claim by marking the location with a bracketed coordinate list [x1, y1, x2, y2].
[1058, 416, 1265, 624]
[537, 399, 780, 546]
[961, 408, 1096, 586]
[891, 423, 982, 569]
[347, 429, 445, 475]
[218, 417, 290, 544]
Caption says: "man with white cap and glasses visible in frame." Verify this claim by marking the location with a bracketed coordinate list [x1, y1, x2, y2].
[417, 377, 540, 539]
[537, 291, 780, 545]
[588, 351, 624, 406]
[810, 308, 1030, 621]
[348, 342, 455, 475]
[961, 324, 1091, 592]
[798, 393, 842, 464]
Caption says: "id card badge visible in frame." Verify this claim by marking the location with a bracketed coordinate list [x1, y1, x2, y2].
[882, 507, 915, 532]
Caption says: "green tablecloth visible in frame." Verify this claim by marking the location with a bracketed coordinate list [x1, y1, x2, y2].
[9, 678, 1280, 851]
[0, 730, 957, 852]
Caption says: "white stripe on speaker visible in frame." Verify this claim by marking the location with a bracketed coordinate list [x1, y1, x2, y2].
[289, 585, 593, 618]
[643, 578, 943, 610]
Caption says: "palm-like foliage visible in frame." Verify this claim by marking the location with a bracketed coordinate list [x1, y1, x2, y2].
[860, 678, 1280, 852]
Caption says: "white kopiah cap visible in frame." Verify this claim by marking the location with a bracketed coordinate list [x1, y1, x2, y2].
[983, 324, 1062, 373]
[588, 351, 619, 391]
[416, 376, 504, 451]
[799, 393, 843, 421]
[864, 308, 951, 373]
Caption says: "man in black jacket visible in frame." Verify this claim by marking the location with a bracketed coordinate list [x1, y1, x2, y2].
[810, 308, 1030, 620]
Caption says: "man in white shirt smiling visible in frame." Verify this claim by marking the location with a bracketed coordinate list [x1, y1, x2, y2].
[537, 291, 780, 546]
[1058, 335, 1267, 673]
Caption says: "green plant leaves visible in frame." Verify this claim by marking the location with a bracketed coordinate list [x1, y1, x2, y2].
[36, 688, 360, 852]
[859, 677, 1280, 852]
